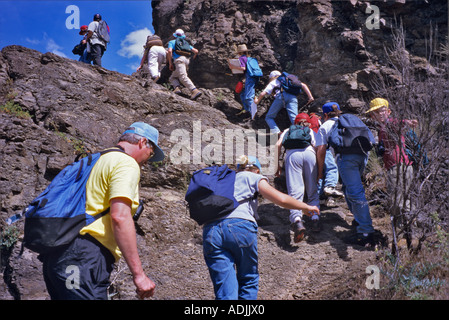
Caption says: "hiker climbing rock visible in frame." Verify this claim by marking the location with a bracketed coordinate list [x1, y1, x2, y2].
[167, 29, 202, 100]
[188, 155, 319, 300]
[228, 44, 262, 115]
[276, 113, 321, 241]
[315, 102, 379, 247]
[83, 13, 109, 67]
[310, 113, 344, 206]
[33, 122, 164, 300]
[366, 97, 418, 216]
[72, 25, 91, 64]
[137, 34, 167, 83]
[254, 70, 314, 134]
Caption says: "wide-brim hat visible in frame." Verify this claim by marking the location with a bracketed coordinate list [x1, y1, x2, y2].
[366, 98, 389, 113]
[237, 44, 249, 53]
[124, 122, 165, 162]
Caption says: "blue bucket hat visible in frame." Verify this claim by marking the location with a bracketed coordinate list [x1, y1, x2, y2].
[237, 155, 262, 173]
[322, 102, 341, 114]
[123, 122, 165, 162]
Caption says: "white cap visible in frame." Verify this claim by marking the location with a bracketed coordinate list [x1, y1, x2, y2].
[173, 29, 185, 37]
[269, 70, 281, 79]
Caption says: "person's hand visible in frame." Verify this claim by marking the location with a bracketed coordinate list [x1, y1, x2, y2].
[134, 274, 156, 299]
[136, 66, 142, 72]
[303, 205, 320, 217]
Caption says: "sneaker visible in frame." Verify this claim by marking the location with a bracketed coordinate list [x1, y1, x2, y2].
[344, 233, 376, 247]
[325, 198, 337, 207]
[292, 220, 306, 243]
[323, 186, 344, 198]
[173, 86, 182, 95]
[190, 88, 202, 100]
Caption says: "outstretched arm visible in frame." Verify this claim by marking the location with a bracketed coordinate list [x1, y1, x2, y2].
[258, 179, 319, 216]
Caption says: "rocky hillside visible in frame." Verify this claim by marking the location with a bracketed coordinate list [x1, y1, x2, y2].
[0, 0, 447, 300]
[152, 0, 447, 112]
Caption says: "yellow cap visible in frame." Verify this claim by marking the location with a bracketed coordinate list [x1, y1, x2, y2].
[366, 98, 389, 113]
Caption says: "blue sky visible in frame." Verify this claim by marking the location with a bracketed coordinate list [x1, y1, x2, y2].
[0, 0, 154, 75]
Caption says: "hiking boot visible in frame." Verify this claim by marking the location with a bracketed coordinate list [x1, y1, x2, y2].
[323, 186, 344, 198]
[344, 233, 376, 248]
[191, 88, 202, 100]
[292, 220, 306, 243]
[173, 87, 182, 95]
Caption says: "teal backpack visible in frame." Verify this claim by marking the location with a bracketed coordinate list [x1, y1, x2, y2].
[246, 57, 263, 78]
[282, 124, 312, 149]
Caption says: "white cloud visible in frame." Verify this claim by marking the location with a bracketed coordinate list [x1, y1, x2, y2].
[118, 27, 152, 59]
[26, 33, 67, 58]
[25, 38, 41, 45]
[46, 38, 67, 58]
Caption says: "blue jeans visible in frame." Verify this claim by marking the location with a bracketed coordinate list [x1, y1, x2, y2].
[318, 148, 339, 195]
[265, 92, 298, 133]
[79, 49, 91, 64]
[336, 153, 374, 234]
[240, 75, 258, 112]
[203, 218, 259, 300]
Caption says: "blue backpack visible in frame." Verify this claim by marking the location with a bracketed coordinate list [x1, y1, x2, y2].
[185, 165, 240, 225]
[328, 114, 375, 155]
[278, 72, 302, 95]
[23, 148, 126, 254]
[246, 57, 263, 78]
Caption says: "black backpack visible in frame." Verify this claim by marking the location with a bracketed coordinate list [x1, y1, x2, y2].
[282, 124, 312, 150]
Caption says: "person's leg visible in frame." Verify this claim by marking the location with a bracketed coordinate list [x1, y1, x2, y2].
[240, 75, 257, 112]
[42, 235, 114, 300]
[284, 93, 299, 125]
[175, 56, 196, 91]
[337, 154, 374, 235]
[265, 96, 284, 134]
[203, 220, 239, 300]
[284, 151, 306, 224]
[90, 44, 104, 67]
[225, 219, 259, 300]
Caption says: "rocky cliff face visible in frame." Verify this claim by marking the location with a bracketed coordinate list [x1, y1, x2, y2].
[0, 0, 447, 300]
[152, 0, 447, 111]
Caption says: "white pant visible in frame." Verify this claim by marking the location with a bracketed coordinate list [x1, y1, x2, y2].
[147, 46, 166, 79]
[169, 55, 196, 92]
[284, 147, 320, 223]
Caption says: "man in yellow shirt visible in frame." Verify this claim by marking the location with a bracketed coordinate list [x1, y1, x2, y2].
[42, 122, 164, 300]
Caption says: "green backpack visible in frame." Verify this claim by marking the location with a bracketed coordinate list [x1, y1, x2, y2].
[282, 124, 312, 150]
[174, 37, 192, 57]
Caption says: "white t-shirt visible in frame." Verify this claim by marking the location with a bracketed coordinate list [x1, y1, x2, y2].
[315, 118, 338, 147]
[262, 79, 281, 97]
[88, 21, 106, 47]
